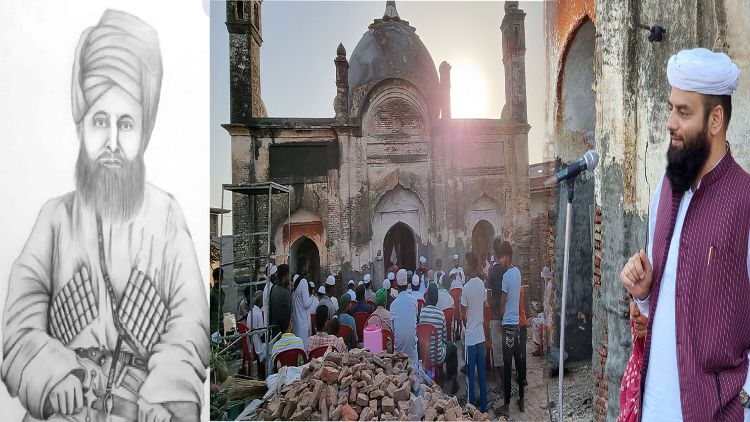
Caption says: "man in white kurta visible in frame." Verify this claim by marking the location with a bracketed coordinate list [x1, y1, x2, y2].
[291, 271, 314, 350]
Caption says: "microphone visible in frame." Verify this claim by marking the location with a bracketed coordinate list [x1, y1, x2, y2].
[544, 149, 599, 187]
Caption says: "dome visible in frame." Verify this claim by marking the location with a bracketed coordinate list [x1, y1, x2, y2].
[347, 4, 439, 119]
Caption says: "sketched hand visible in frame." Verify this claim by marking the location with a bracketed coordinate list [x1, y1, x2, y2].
[49, 373, 83, 415]
[138, 398, 172, 422]
[620, 249, 653, 300]
[629, 301, 648, 339]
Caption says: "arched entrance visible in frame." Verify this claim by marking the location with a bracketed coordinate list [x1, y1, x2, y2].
[290, 236, 321, 285]
[383, 222, 416, 273]
[471, 219, 496, 264]
[554, 17, 595, 362]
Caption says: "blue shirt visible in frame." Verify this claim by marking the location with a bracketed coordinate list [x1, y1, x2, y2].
[501, 266, 521, 326]
[338, 312, 358, 342]
[390, 291, 418, 362]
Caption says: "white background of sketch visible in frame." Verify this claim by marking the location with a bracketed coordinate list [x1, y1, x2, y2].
[0, 1, 210, 420]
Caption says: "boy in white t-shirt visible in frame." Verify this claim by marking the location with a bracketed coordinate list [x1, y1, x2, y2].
[460, 251, 488, 413]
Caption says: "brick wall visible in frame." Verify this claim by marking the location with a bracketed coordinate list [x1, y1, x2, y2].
[591, 205, 607, 421]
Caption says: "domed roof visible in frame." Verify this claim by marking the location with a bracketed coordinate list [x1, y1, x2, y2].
[347, 2, 439, 118]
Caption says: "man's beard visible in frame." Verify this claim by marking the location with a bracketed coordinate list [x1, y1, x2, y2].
[665, 123, 711, 194]
[75, 145, 145, 222]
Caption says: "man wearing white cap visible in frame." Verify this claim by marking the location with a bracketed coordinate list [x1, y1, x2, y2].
[386, 272, 397, 297]
[619, 48, 750, 421]
[363, 274, 375, 303]
[390, 269, 418, 362]
[320, 275, 339, 319]
[449, 254, 465, 289]
[306, 281, 320, 332]
[347, 280, 356, 301]
[383, 279, 395, 308]
[410, 274, 424, 301]
[416, 256, 429, 293]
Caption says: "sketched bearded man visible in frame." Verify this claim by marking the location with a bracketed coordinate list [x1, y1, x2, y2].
[1, 10, 209, 422]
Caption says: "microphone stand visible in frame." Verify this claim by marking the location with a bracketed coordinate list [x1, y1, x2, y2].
[558, 178, 575, 422]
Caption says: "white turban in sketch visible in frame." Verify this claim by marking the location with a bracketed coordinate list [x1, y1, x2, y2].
[71, 9, 162, 147]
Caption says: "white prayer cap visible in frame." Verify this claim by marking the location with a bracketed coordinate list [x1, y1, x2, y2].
[419, 256, 426, 264]
[411, 274, 420, 286]
[667, 48, 740, 96]
[396, 269, 408, 286]
[453, 254, 459, 260]
[383, 279, 391, 290]
[317, 285, 326, 295]
[326, 275, 336, 286]
[348, 279, 355, 287]
[358, 280, 364, 286]
[387, 272, 395, 281]
[269, 265, 278, 276]
[364, 274, 371, 283]
[309, 281, 315, 289]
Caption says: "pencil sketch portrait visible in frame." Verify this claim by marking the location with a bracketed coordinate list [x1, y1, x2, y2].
[0, 9, 209, 422]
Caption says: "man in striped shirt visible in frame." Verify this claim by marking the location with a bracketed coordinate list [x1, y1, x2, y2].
[270, 317, 306, 368]
[419, 283, 459, 393]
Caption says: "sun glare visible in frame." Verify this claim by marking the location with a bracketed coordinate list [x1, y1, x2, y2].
[450, 62, 488, 118]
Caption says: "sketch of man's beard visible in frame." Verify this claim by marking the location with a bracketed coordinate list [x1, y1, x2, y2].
[75, 145, 145, 222]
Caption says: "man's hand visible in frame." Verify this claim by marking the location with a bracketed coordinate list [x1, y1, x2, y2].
[49, 373, 83, 415]
[138, 398, 172, 422]
[630, 301, 648, 339]
[620, 249, 653, 300]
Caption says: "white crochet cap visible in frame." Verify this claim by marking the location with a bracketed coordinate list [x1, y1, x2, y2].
[396, 269, 408, 286]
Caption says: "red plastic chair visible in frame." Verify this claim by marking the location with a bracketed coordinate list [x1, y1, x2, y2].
[417, 299, 425, 317]
[338, 323, 356, 349]
[236, 322, 251, 374]
[273, 348, 307, 371]
[353, 312, 370, 342]
[449, 288, 463, 340]
[310, 313, 317, 335]
[416, 323, 441, 383]
[308, 345, 328, 359]
[382, 329, 394, 353]
[443, 308, 454, 342]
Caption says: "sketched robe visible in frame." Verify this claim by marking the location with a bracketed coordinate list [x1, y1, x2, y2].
[640, 153, 750, 421]
[1, 184, 209, 420]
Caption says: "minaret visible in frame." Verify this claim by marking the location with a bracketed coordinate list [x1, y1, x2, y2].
[500, 1, 527, 123]
[334, 43, 349, 123]
[439, 61, 452, 119]
[226, 0, 266, 123]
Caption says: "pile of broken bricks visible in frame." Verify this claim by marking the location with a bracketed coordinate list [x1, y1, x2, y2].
[258, 349, 490, 421]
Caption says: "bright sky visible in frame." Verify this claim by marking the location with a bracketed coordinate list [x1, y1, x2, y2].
[210, 1, 546, 234]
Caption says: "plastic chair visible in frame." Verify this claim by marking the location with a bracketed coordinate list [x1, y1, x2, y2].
[417, 299, 425, 318]
[416, 323, 441, 383]
[382, 329, 394, 353]
[308, 345, 328, 359]
[338, 323, 356, 349]
[353, 312, 370, 342]
[310, 313, 317, 335]
[236, 322, 251, 374]
[273, 348, 307, 372]
[449, 288, 463, 340]
[443, 308, 454, 342]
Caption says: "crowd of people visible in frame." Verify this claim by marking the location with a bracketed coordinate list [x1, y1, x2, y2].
[213, 240, 540, 416]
